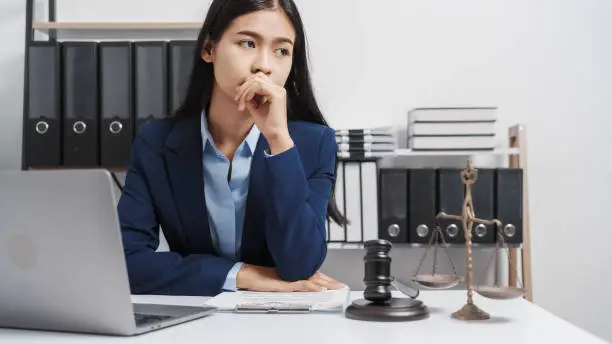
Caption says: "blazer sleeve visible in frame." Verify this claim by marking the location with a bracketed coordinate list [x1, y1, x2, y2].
[263, 127, 337, 281]
[117, 133, 235, 296]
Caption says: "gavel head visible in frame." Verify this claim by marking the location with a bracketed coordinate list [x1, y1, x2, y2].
[363, 239, 393, 303]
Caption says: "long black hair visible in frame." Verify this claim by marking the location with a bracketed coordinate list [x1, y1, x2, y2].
[174, 0, 348, 227]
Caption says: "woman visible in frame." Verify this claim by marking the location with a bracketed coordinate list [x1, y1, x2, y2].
[118, 0, 348, 297]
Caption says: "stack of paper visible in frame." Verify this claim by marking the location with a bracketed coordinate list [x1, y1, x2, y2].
[205, 285, 351, 313]
[407, 107, 498, 151]
[335, 127, 396, 160]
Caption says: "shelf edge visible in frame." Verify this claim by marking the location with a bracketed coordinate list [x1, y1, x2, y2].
[32, 21, 203, 30]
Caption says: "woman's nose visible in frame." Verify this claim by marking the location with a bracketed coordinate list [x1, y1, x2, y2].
[251, 53, 272, 75]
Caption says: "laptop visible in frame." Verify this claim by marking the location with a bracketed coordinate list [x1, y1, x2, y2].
[0, 169, 216, 336]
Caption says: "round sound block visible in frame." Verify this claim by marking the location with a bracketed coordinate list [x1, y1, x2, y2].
[345, 297, 430, 322]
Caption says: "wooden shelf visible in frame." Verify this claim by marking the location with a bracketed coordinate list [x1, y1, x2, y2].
[32, 21, 202, 30]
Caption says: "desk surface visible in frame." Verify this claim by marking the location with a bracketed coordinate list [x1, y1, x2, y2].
[0, 290, 607, 343]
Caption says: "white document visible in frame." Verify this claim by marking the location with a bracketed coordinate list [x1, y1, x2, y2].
[205, 285, 351, 313]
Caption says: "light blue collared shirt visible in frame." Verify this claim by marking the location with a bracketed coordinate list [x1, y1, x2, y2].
[200, 112, 261, 291]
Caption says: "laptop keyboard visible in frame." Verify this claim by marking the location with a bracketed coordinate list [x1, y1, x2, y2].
[134, 312, 174, 326]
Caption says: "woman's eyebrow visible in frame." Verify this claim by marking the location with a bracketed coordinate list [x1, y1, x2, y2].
[235, 30, 294, 45]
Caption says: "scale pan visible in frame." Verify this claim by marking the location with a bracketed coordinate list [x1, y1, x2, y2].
[413, 274, 462, 289]
[474, 285, 525, 299]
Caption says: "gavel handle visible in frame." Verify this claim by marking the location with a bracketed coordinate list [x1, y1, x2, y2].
[391, 277, 420, 299]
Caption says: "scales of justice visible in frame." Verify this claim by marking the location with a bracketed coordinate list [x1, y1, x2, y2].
[346, 159, 524, 322]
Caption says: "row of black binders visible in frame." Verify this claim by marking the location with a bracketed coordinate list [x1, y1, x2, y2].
[23, 40, 197, 170]
[378, 167, 523, 245]
[326, 163, 523, 245]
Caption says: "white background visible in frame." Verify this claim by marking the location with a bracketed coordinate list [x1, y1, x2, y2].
[0, 0, 611, 341]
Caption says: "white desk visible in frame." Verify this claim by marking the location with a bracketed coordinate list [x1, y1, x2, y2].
[0, 290, 607, 343]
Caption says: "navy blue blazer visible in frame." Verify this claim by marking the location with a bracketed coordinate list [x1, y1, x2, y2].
[117, 115, 338, 296]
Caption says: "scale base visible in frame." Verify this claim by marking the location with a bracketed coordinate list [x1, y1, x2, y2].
[345, 297, 430, 322]
[451, 303, 490, 320]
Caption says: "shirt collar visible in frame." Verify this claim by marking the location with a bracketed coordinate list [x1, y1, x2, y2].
[200, 110, 260, 154]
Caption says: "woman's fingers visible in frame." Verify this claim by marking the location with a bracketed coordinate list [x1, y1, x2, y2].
[238, 82, 259, 111]
[265, 280, 319, 292]
[252, 279, 343, 293]
[235, 74, 284, 111]
[312, 271, 333, 281]
[243, 82, 271, 108]
[295, 280, 326, 292]
[309, 272, 345, 290]
[241, 266, 344, 293]
[236, 78, 259, 111]
[237, 80, 265, 111]
[235, 73, 265, 101]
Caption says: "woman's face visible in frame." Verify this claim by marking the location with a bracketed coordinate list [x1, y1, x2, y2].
[202, 8, 296, 102]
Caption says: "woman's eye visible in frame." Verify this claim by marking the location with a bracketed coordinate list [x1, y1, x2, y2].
[239, 41, 255, 48]
[275, 48, 290, 57]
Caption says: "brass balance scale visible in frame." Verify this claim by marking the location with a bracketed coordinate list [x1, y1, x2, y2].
[412, 159, 524, 320]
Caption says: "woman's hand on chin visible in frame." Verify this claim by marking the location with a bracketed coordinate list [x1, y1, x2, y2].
[234, 72, 294, 154]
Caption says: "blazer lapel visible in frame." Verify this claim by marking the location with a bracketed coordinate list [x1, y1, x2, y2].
[163, 116, 213, 253]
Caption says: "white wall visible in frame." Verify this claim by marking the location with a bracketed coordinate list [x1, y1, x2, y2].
[0, 0, 27, 170]
[1, 0, 611, 341]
